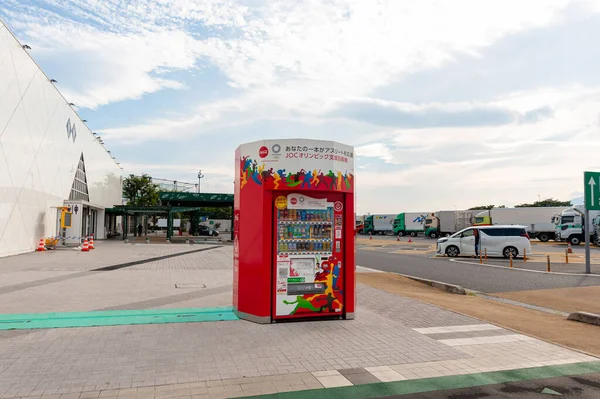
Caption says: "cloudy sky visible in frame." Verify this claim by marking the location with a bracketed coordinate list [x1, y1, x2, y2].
[2, 0, 599, 215]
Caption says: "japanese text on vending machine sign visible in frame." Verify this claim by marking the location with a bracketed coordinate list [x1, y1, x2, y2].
[284, 145, 353, 163]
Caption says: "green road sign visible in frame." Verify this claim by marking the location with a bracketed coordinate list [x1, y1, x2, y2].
[584, 171, 600, 211]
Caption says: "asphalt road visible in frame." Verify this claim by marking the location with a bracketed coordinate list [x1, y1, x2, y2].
[356, 249, 600, 293]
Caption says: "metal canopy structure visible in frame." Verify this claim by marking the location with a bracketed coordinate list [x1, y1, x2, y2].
[159, 192, 234, 207]
[107, 192, 234, 240]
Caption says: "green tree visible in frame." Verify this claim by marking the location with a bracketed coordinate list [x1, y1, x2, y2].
[201, 206, 233, 219]
[515, 198, 571, 208]
[122, 174, 160, 206]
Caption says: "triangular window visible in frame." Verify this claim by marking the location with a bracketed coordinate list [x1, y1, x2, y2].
[69, 153, 89, 201]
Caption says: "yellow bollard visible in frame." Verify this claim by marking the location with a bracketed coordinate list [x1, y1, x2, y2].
[509, 253, 513, 268]
[565, 249, 569, 264]
[484, 248, 488, 261]
[547, 255, 551, 272]
[523, 249, 527, 263]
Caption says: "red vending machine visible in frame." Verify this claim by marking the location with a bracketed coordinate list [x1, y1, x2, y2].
[233, 139, 355, 323]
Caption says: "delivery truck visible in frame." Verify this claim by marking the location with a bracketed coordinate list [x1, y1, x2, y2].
[474, 207, 567, 242]
[424, 210, 481, 238]
[356, 215, 365, 234]
[592, 216, 600, 246]
[393, 212, 428, 237]
[554, 206, 600, 245]
[363, 214, 397, 235]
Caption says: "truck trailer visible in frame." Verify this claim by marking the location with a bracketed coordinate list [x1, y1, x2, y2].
[554, 206, 600, 245]
[474, 207, 567, 242]
[424, 210, 481, 238]
[363, 214, 397, 235]
[393, 212, 428, 237]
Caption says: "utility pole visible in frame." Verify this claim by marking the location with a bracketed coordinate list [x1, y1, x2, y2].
[198, 170, 204, 193]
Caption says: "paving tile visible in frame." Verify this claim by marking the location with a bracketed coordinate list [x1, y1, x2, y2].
[337, 368, 367, 376]
[314, 375, 353, 388]
[0, 245, 597, 399]
[365, 366, 407, 382]
[342, 372, 380, 385]
[311, 370, 340, 378]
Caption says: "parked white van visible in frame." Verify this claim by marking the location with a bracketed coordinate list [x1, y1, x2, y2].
[437, 225, 531, 258]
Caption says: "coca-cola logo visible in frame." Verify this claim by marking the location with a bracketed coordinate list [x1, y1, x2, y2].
[259, 146, 269, 158]
[290, 198, 298, 205]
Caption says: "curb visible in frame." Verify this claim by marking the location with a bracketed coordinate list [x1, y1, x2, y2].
[403, 275, 467, 295]
[567, 311, 600, 326]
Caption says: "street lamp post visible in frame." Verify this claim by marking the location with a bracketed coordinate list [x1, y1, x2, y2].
[198, 170, 205, 193]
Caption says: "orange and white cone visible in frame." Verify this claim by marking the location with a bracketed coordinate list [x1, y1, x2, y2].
[567, 242, 573, 254]
[397, 235, 400, 241]
[369, 232, 372, 240]
[36, 238, 46, 252]
[81, 238, 89, 252]
[89, 235, 95, 250]
[408, 236, 413, 243]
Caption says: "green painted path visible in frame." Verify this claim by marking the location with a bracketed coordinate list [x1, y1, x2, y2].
[0, 306, 238, 330]
[247, 361, 600, 398]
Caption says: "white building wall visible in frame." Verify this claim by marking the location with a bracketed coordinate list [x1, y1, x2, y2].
[0, 21, 122, 257]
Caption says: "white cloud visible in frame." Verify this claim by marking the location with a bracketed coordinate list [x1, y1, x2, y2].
[1, 0, 248, 108]
[25, 24, 202, 109]
[3, 0, 584, 118]
[352, 86, 600, 213]
[355, 143, 396, 164]
[4, 0, 599, 214]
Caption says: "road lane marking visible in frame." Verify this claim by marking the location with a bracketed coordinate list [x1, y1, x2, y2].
[449, 259, 600, 277]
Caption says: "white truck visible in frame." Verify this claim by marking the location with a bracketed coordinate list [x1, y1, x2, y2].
[424, 210, 481, 239]
[593, 216, 600, 246]
[555, 206, 600, 245]
[363, 214, 397, 235]
[474, 207, 568, 242]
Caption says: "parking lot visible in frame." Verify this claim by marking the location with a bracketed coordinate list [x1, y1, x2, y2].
[356, 235, 600, 292]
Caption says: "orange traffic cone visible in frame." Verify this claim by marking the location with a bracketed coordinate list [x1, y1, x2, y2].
[36, 238, 46, 252]
[369, 232, 372, 240]
[89, 235, 95, 250]
[397, 235, 400, 241]
[408, 236, 413, 243]
[567, 242, 573, 254]
[81, 239, 89, 252]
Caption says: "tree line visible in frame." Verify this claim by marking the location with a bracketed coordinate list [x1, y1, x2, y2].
[468, 198, 571, 210]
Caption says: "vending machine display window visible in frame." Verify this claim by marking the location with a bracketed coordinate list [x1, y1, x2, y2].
[277, 208, 333, 255]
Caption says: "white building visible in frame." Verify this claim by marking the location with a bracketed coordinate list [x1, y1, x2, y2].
[0, 20, 123, 257]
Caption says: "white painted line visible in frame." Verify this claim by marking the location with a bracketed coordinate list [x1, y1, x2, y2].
[449, 258, 600, 277]
[414, 324, 502, 334]
[439, 334, 537, 346]
[356, 265, 385, 273]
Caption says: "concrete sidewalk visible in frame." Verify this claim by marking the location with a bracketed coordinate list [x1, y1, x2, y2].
[0, 241, 231, 314]
[0, 247, 598, 399]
